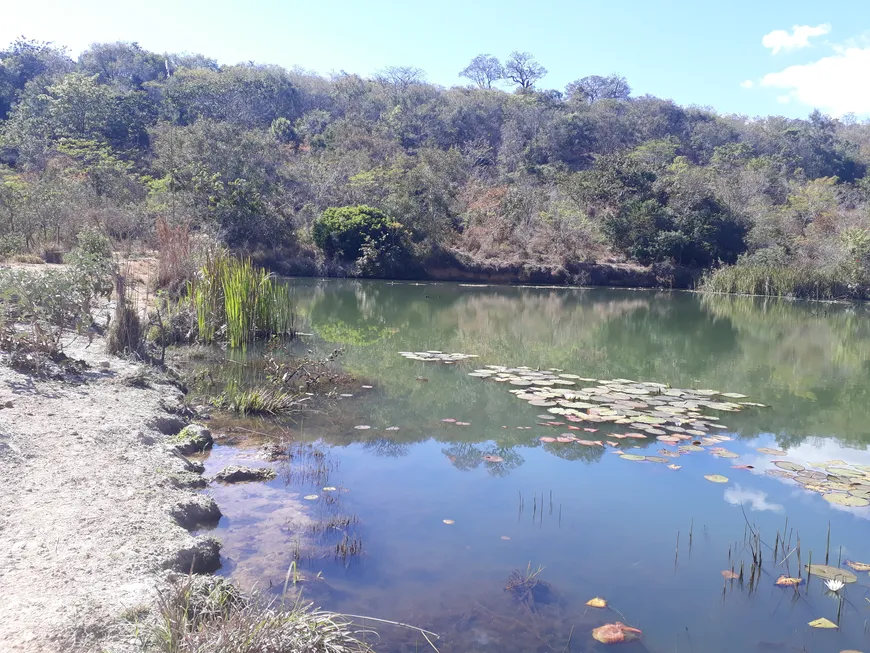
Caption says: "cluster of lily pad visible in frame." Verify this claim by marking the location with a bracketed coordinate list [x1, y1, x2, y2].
[764, 458, 870, 508]
[399, 350, 479, 364]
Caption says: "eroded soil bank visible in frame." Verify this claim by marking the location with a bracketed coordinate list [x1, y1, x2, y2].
[0, 338, 224, 653]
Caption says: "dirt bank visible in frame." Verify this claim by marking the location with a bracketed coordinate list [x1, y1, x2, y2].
[0, 337, 218, 653]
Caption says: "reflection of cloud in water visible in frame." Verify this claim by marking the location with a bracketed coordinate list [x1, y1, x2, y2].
[740, 436, 870, 520]
[724, 484, 784, 513]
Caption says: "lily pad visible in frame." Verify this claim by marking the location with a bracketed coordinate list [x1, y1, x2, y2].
[704, 475, 729, 483]
[823, 494, 870, 507]
[774, 575, 803, 586]
[667, 464, 682, 470]
[808, 618, 838, 629]
[845, 560, 870, 572]
[722, 570, 739, 580]
[645, 456, 670, 463]
[774, 461, 805, 472]
[620, 454, 646, 461]
[586, 597, 607, 608]
[483, 455, 504, 463]
[805, 565, 858, 583]
[304, 494, 319, 500]
[354, 425, 371, 430]
[757, 447, 788, 456]
[827, 467, 866, 478]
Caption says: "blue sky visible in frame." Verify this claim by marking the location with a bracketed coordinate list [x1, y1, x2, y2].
[4, 0, 870, 119]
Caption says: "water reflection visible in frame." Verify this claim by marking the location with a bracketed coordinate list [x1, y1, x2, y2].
[196, 281, 870, 653]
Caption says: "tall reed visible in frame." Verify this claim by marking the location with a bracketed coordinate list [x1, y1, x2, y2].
[701, 265, 862, 300]
[189, 252, 294, 348]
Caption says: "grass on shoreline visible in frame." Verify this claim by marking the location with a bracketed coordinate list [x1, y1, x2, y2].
[147, 575, 376, 653]
[700, 265, 866, 301]
[190, 253, 294, 349]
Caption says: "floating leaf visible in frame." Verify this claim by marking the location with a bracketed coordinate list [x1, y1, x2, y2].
[456, 421, 471, 426]
[621, 454, 646, 461]
[774, 575, 803, 586]
[645, 456, 670, 463]
[385, 426, 400, 431]
[483, 454, 504, 463]
[442, 519, 455, 525]
[322, 486, 337, 492]
[774, 461, 805, 472]
[500, 535, 511, 540]
[667, 464, 682, 470]
[441, 418, 456, 423]
[806, 565, 857, 583]
[705, 475, 729, 483]
[828, 467, 866, 478]
[354, 425, 371, 430]
[732, 464, 755, 470]
[540, 437, 556, 443]
[757, 447, 788, 456]
[721, 570, 739, 580]
[808, 618, 837, 629]
[845, 560, 870, 572]
[586, 597, 607, 608]
[304, 494, 319, 500]
[823, 494, 870, 507]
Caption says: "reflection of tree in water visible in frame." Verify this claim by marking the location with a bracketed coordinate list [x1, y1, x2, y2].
[442, 443, 523, 476]
[362, 437, 410, 458]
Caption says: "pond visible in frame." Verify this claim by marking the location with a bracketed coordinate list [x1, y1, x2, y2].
[198, 280, 870, 653]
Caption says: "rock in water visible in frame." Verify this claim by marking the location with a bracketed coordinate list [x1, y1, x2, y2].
[213, 465, 276, 484]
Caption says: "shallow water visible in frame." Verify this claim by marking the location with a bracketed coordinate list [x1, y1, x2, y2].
[199, 280, 870, 653]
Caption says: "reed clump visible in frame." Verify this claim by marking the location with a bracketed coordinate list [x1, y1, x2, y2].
[211, 385, 306, 416]
[701, 265, 863, 300]
[189, 252, 294, 348]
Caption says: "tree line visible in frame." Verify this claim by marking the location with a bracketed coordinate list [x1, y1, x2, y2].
[2, 37, 870, 292]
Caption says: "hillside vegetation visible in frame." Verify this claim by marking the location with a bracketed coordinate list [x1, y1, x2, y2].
[2, 39, 870, 296]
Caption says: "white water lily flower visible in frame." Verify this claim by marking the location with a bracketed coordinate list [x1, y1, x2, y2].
[825, 578, 845, 592]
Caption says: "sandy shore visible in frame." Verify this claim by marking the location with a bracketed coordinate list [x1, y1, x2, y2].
[0, 336, 218, 653]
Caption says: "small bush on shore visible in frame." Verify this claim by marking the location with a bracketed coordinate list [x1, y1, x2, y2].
[148, 575, 374, 653]
[312, 206, 413, 275]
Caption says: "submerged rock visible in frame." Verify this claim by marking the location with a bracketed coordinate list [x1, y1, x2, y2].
[213, 465, 276, 484]
[164, 536, 222, 574]
[171, 424, 213, 455]
[256, 442, 289, 461]
[169, 495, 221, 529]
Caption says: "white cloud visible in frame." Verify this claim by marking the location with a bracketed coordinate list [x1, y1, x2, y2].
[724, 484, 784, 513]
[760, 46, 870, 115]
[740, 80, 754, 89]
[762, 24, 831, 54]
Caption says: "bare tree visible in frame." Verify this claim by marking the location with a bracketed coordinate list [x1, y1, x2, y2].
[459, 54, 505, 89]
[374, 65, 426, 90]
[566, 74, 631, 103]
[504, 51, 547, 89]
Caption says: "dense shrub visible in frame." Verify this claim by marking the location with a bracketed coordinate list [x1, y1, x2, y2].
[312, 205, 406, 262]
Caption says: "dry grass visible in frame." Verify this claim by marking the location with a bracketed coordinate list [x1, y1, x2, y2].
[156, 218, 194, 292]
[145, 575, 376, 653]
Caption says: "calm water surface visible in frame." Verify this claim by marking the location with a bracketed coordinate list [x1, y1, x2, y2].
[200, 280, 870, 653]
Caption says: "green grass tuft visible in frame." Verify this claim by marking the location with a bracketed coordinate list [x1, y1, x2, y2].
[189, 251, 294, 349]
